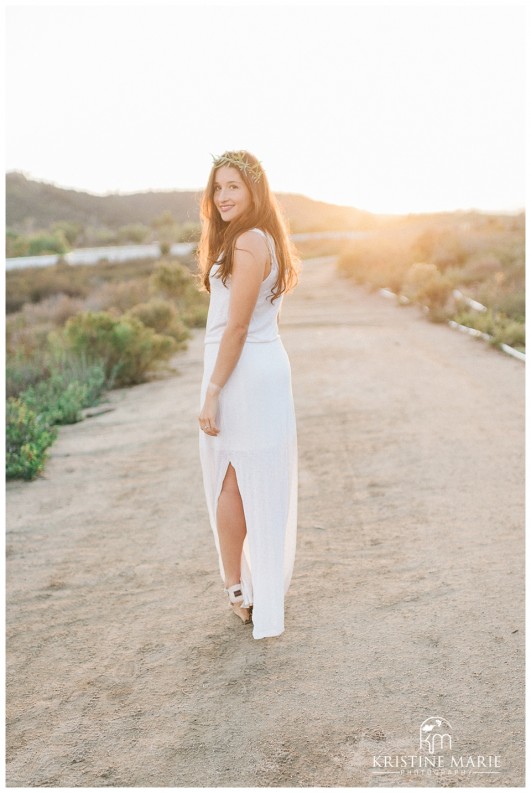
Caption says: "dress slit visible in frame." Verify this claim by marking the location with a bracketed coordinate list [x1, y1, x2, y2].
[213, 453, 254, 609]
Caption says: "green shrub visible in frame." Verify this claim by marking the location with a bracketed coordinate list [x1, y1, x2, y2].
[50, 221, 84, 247]
[20, 358, 107, 425]
[453, 308, 525, 350]
[116, 223, 151, 244]
[21, 380, 88, 425]
[473, 283, 525, 322]
[147, 259, 208, 327]
[458, 252, 503, 284]
[335, 215, 524, 344]
[6, 307, 78, 397]
[149, 260, 191, 302]
[6, 254, 195, 315]
[6, 398, 57, 481]
[6, 349, 108, 480]
[6, 347, 54, 397]
[6, 298, 86, 386]
[176, 221, 201, 243]
[27, 230, 70, 256]
[6, 229, 26, 258]
[491, 320, 526, 350]
[6, 262, 91, 313]
[410, 226, 473, 267]
[180, 299, 209, 328]
[88, 226, 118, 245]
[453, 308, 497, 335]
[60, 310, 177, 385]
[6, 313, 56, 359]
[402, 262, 454, 313]
[127, 299, 190, 346]
[84, 277, 151, 313]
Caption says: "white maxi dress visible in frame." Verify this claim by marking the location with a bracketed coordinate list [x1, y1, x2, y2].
[198, 228, 298, 640]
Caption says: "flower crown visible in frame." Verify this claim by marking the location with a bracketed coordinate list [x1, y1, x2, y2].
[211, 151, 263, 183]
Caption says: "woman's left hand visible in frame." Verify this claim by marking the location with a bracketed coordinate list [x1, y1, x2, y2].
[198, 392, 220, 436]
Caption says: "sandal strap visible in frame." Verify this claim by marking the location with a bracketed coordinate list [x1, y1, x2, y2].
[224, 583, 244, 603]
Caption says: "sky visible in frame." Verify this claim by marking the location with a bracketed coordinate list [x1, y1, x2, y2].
[5, 1, 526, 214]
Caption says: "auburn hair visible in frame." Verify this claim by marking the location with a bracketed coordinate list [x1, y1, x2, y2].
[194, 150, 301, 304]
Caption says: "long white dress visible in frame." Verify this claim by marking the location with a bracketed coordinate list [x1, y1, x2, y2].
[198, 227, 298, 640]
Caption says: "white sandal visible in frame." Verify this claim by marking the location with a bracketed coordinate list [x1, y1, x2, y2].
[224, 583, 253, 624]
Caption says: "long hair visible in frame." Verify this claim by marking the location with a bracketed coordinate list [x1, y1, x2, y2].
[195, 150, 301, 304]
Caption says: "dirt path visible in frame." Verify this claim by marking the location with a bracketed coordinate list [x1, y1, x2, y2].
[6, 256, 525, 787]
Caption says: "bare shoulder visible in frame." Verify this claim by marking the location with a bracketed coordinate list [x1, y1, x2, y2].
[234, 229, 268, 262]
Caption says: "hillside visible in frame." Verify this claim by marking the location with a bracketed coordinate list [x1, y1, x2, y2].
[6, 171, 377, 234]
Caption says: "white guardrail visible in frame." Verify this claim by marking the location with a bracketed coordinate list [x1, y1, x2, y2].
[6, 232, 372, 271]
[378, 288, 525, 362]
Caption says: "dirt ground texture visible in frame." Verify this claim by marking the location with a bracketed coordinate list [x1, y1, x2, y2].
[6, 256, 525, 787]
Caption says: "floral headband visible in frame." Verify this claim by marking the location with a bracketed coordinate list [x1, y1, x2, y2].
[211, 151, 263, 183]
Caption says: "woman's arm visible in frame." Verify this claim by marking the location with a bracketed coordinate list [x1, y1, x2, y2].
[205, 230, 269, 394]
[198, 231, 268, 435]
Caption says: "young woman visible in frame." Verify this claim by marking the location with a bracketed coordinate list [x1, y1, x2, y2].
[196, 150, 301, 640]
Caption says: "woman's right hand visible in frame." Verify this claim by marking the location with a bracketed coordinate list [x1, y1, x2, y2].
[198, 392, 220, 436]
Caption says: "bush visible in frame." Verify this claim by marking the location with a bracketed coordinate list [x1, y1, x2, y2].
[59, 310, 178, 385]
[147, 259, 208, 327]
[176, 221, 201, 243]
[5, 300, 88, 394]
[6, 348, 109, 480]
[50, 221, 84, 247]
[335, 215, 524, 344]
[453, 308, 497, 335]
[86, 226, 118, 246]
[491, 320, 526, 350]
[6, 398, 57, 481]
[6, 350, 52, 398]
[180, 299, 209, 328]
[20, 358, 107, 425]
[83, 277, 151, 314]
[459, 252, 503, 284]
[21, 380, 89, 425]
[6, 262, 91, 313]
[402, 262, 454, 313]
[116, 223, 151, 244]
[28, 230, 70, 256]
[454, 308, 525, 350]
[19, 292, 85, 326]
[473, 283, 525, 322]
[149, 260, 191, 302]
[5, 254, 194, 315]
[411, 224, 482, 266]
[127, 299, 191, 346]
[6, 312, 54, 358]
[6, 229, 70, 258]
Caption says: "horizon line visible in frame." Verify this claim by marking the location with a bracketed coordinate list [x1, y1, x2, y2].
[6, 169, 525, 218]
